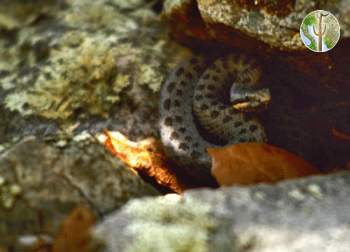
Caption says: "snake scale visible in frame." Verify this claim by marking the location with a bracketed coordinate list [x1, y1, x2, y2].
[159, 54, 270, 180]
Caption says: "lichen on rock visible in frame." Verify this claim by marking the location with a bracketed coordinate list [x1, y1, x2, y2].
[0, 177, 22, 210]
[95, 194, 217, 252]
[5, 32, 132, 119]
[0, 0, 61, 30]
[62, 0, 139, 33]
[1, 0, 185, 121]
[93, 173, 350, 252]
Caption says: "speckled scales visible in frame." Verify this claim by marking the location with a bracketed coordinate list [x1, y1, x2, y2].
[159, 57, 214, 178]
[159, 54, 267, 178]
[193, 55, 266, 143]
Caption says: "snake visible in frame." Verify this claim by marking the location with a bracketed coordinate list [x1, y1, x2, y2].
[159, 54, 270, 181]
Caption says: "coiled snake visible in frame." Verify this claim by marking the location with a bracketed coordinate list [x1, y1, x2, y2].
[159, 54, 270, 180]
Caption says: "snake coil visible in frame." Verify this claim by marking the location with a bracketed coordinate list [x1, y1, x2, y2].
[159, 54, 270, 181]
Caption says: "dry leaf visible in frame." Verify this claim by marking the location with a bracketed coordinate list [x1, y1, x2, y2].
[101, 130, 187, 193]
[332, 128, 350, 142]
[208, 143, 320, 186]
[51, 206, 96, 252]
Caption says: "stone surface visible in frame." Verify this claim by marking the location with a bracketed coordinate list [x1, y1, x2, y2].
[198, 0, 350, 50]
[164, 0, 350, 51]
[0, 3, 190, 250]
[0, 137, 159, 250]
[0, 0, 188, 143]
[94, 172, 350, 252]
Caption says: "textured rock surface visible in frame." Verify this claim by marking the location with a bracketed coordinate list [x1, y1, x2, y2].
[0, 0, 188, 143]
[198, 0, 350, 50]
[164, 0, 350, 51]
[94, 172, 350, 252]
[0, 137, 159, 250]
[0, 3, 189, 250]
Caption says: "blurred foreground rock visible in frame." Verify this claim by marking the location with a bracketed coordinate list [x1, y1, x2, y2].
[0, 137, 158, 251]
[94, 172, 350, 252]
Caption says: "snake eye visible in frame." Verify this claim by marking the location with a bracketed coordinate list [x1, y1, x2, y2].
[229, 84, 246, 103]
[230, 85, 270, 112]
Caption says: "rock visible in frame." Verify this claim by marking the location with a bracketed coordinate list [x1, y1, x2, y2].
[0, 0, 189, 143]
[0, 5, 190, 246]
[198, 0, 321, 50]
[164, 0, 350, 51]
[0, 137, 159, 250]
[0, 0, 63, 30]
[93, 172, 350, 251]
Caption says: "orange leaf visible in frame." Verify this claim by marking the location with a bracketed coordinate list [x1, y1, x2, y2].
[101, 130, 187, 193]
[332, 128, 350, 142]
[208, 143, 320, 186]
[51, 206, 96, 252]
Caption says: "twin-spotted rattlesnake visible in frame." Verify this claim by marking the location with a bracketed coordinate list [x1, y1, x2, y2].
[159, 54, 270, 180]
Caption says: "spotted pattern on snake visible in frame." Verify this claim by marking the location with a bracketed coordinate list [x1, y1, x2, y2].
[159, 54, 269, 180]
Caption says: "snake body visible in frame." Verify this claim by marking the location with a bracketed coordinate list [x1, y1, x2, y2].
[159, 54, 268, 180]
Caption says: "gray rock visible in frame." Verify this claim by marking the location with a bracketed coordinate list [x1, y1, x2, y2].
[0, 0, 188, 142]
[0, 137, 159, 250]
[164, 0, 350, 51]
[93, 172, 350, 252]
[0, 1, 188, 249]
[197, 0, 350, 51]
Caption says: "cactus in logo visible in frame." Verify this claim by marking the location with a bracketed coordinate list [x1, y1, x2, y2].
[313, 11, 329, 52]
[300, 10, 340, 52]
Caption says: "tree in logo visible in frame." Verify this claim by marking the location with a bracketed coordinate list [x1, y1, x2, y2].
[300, 10, 340, 52]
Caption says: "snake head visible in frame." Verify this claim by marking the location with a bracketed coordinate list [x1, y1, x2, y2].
[230, 86, 271, 112]
[228, 65, 270, 112]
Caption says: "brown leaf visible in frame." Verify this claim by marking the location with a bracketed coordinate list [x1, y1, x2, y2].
[208, 143, 320, 186]
[102, 130, 187, 193]
[332, 128, 350, 142]
[51, 206, 96, 252]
